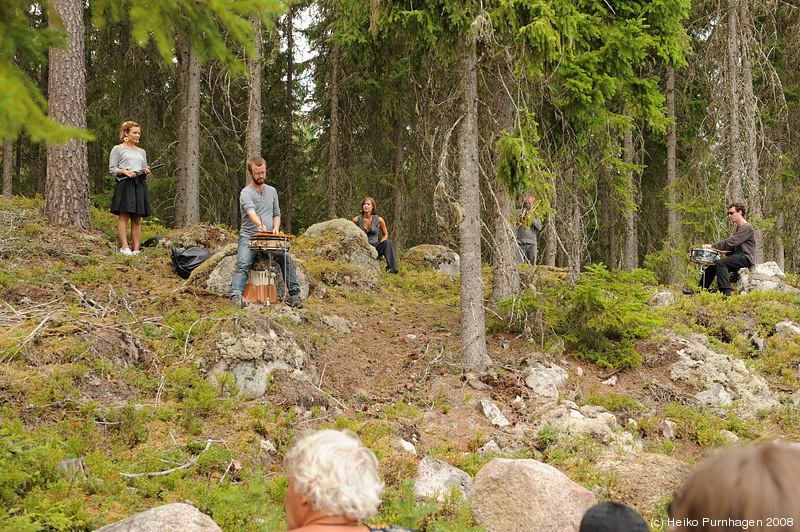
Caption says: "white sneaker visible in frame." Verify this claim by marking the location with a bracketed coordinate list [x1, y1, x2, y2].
[132, 250, 140, 255]
[120, 248, 133, 255]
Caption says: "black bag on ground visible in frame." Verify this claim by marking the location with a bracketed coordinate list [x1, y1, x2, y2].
[171, 246, 213, 279]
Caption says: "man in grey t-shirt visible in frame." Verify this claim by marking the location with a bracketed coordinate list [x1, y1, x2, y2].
[230, 156, 302, 308]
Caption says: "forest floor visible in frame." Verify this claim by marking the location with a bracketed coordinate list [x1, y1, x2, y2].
[1, 196, 800, 531]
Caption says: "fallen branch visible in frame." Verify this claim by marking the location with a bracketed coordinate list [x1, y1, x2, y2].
[119, 439, 227, 478]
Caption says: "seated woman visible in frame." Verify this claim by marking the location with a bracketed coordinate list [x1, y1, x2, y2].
[353, 197, 399, 274]
[280, 429, 418, 532]
[668, 444, 800, 531]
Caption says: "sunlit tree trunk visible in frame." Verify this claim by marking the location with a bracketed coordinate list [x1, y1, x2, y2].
[239, 15, 263, 228]
[45, 0, 89, 228]
[458, 28, 490, 373]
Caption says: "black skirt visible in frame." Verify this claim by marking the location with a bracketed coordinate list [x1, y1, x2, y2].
[111, 176, 152, 216]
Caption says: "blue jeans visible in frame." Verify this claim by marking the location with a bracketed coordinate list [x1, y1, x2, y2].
[231, 236, 300, 297]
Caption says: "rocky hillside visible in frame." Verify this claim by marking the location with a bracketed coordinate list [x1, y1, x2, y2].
[1, 196, 800, 531]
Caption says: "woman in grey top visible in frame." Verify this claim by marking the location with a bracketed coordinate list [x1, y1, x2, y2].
[109, 121, 151, 255]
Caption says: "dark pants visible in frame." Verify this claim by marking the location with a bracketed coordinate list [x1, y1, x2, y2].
[375, 240, 399, 274]
[699, 253, 751, 295]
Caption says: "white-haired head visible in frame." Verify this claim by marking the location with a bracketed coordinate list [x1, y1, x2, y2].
[285, 429, 384, 521]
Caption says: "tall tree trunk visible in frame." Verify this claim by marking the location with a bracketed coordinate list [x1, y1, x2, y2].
[543, 183, 557, 267]
[328, 43, 340, 219]
[774, 178, 784, 270]
[2, 139, 12, 198]
[726, 0, 743, 202]
[622, 120, 638, 271]
[392, 119, 405, 251]
[738, 1, 762, 261]
[245, 15, 263, 164]
[490, 55, 520, 302]
[666, 66, 680, 284]
[175, 39, 201, 228]
[284, 8, 294, 233]
[599, 165, 614, 267]
[45, 0, 89, 228]
[458, 29, 490, 373]
[564, 152, 583, 286]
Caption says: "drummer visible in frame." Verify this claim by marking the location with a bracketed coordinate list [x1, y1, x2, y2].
[230, 156, 303, 309]
[695, 202, 757, 298]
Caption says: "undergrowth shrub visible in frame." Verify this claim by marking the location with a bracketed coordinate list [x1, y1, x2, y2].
[560, 264, 663, 369]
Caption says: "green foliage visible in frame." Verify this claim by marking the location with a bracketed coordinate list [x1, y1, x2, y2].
[560, 264, 664, 368]
[662, 404, 760, 447]
[583, 390, 641, 413]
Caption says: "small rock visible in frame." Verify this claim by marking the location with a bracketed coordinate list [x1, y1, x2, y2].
[752, 338, 767, 351]
[525, 362, 569, 398]
[648, 291, 675, 308]
[414, 457, 473, 502]
[719, 430, 739, 444]
[602, 375, 618, 386]
[695, 382, 733, 408]
[479, 399, 510, 427]
[569, 409, 585, 419]
[468, 379, 492, 391]
[626, 418, 638, 431]
[575, 366, 584, 377]
[399, 439, 417, 454]
[477, 440, 502, 457]
[597, 412, 617, 428]
[776, 320, 800, 340]
[659, 419, 677, 439]
[406, 334, 417, 340]
[259, 439, 276, 453]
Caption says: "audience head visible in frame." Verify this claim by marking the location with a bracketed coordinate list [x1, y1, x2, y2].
[580, 502, 648, 532]
[247, 156, 267, 175]
[119, 120, 140, 140]
[728, 202, 746, 217]
[668, 444, 800, 531]
[362, 197, 377, 215]
[284, 429, 384, 527]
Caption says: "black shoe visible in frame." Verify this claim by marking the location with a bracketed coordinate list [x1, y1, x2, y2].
[287, 294, 303, 309]
[682, 288, 695, 295]
[722, 291, 731, 299]
[231, 294, 243, 308]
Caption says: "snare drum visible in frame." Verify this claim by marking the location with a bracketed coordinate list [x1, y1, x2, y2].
[249, 233, 292, 253]
[690, 248, 722, 265]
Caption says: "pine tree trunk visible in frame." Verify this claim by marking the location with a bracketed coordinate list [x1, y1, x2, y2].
[2, 139, 12, 198]
[245, 15, 263, 163]
[738, 1, 762, 261]
[458, 30, 490, 373]
[666, 66, 680, 284]
[175, 40, 201, 227]
[565, 153, 583, 286]
[726, 0, 743, 202]
[490, 55, 520, 302]
[45, 0, 89, 228]
[284, 9, 294, 233]
[622, 121, 638, 272]
[328, 42, 340, 219]
[543, 183, 557, 267]
[392, 120, 405, 251]
[599, 165, 614, 267]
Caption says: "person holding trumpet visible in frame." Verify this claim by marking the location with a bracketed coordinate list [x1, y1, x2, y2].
[695, 202, 757, 298]
[230, 156, 302, 308]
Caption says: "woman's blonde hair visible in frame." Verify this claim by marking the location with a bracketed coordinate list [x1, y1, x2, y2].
[669, 444, 800, 531]
[119, 121, 140, 140]
[285, 429, 384, 521]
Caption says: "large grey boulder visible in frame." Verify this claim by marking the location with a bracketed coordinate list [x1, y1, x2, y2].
[665, 333, 778, 415]
[403, 245, 460, 276]
[294, 219, 384, 291]
[209, 329, 309, 398]
[471, 458, 597, 532]
[737, 262, 800, 295]
[414, 456, 473, 503]
[94, 503, 222, 532]
[525, 362, 568, 398]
